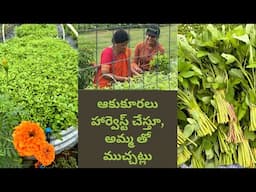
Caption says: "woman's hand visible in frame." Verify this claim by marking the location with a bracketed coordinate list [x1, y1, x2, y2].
[131, 62, 143, 75]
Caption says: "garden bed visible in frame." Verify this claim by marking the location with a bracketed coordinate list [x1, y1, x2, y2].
[0, 24, 78, 168]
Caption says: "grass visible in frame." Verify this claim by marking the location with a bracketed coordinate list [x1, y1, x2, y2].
[78, 24, 178, 64]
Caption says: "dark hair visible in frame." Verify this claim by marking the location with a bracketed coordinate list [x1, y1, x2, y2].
[112, 29, 130, 44]
[146, 24, 160, 38]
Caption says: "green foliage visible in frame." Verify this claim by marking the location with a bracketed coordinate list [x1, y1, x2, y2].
[85, 71, 178, 90]
[112, 71, 178, 90]
[49, 150, 78, 168]
[0, 25, 78, 136]
[0, 94, 26, 168]
[178, 24, 245, 36]
[50, 156, 78, 168]
[78, 38, 96, 89]
[15, 24, 58, 38]
[178, 24, 207, 39]
[149, 53, 173, 74]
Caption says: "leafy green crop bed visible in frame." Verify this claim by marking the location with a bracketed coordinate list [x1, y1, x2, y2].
[113, 71, 177, 90]
[0, 24, 78, 135]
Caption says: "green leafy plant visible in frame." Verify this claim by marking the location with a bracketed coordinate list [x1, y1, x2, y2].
[0, 24, 78, 136]
[112, 71, 177, 90]
[15, 24, 58, 38]
[149, 53, 171, 74]
[49, 150, 78, 168]
[78, 39, 96, 89]
[0, 93, 28, 168]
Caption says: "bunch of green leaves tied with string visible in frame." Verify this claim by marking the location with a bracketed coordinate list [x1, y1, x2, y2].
[178, 89, 217, 137]
[177, 24, 256, 168]
[177, 126, 197, 166]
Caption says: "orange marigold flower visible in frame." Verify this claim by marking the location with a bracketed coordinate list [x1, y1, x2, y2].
[12, 121, 46, 156]
[14, 139, 41, 156]
[34, 141, 55, 166]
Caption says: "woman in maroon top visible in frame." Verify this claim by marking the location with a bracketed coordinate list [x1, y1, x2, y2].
[132, 24, 165, 72]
